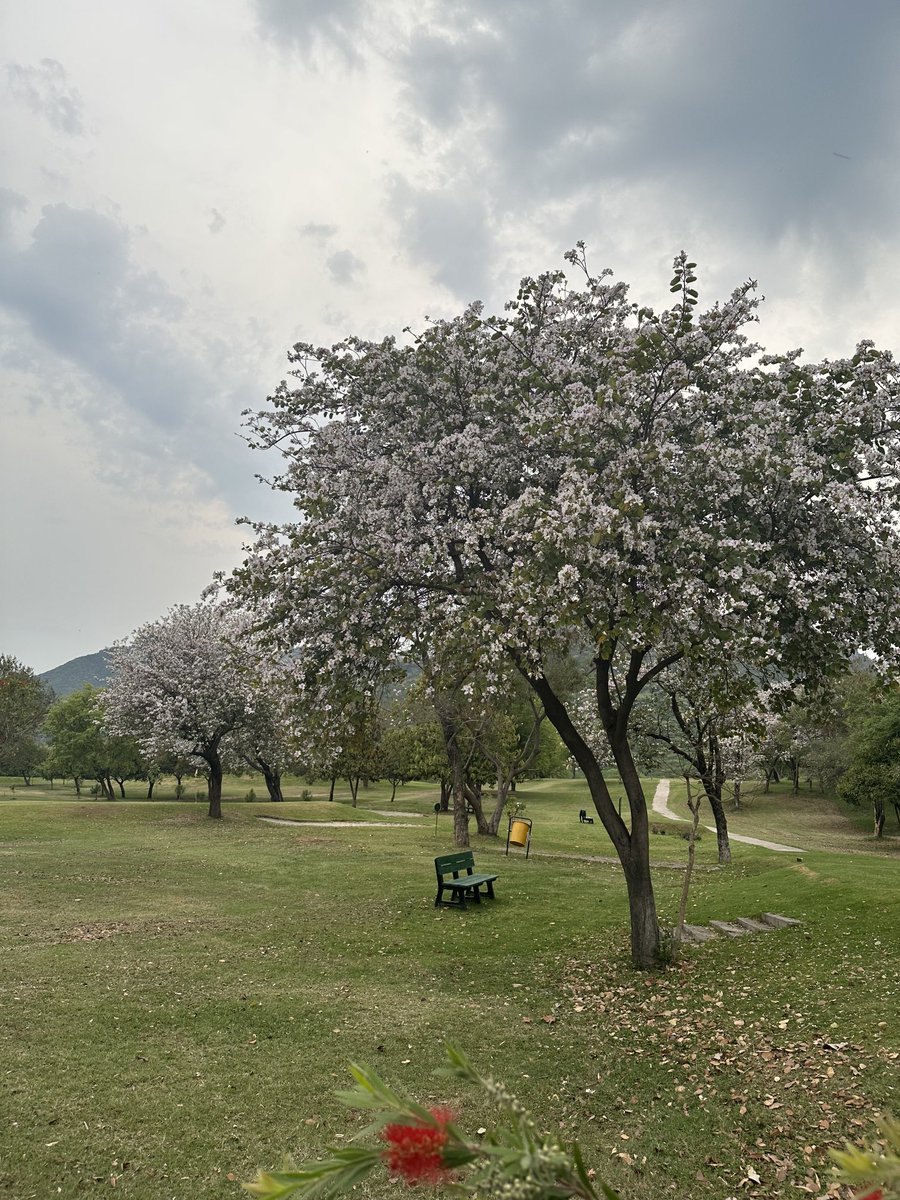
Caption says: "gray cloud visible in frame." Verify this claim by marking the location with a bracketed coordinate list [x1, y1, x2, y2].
[0, 203, 197, 429]
[253, 0, 367, 64]
[0, 188, 28, 239]
[6, 59, 86, 135]
[325, 248, 365, 285]
[384, 0, 900, 300]
[0, 201, 290, 519]
[388, 174, 493, 300]
[208, 208, 226, 234]
[298, 220, 337, 241]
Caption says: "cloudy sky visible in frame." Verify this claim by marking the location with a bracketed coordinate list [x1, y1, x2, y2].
[3, 1, 900, 672]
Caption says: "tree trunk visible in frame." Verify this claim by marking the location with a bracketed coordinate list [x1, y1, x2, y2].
[146, 778, 155, 799]
[389, 780, 397, 802]
[701, 780, 731, 864]
[74, 776, 82, 796]
[464, 780, 490, 835]
[451, 762, 469, 847]
[468, 792, 490, 836]
[677, 776, 702, 940]
[527, 671, 659, 968]
[348, 776, 359, 807]
[116, 778, 126, 798]
[439, 779, 450, 811]
[706, 735, 731, 864]
[261, 764, 284, 802]
[328, 775, 336, 802]
[732, 778, 741, 810]
[488, 776, 512, 836]
[437, 716, 469, 848]
[206, 751, 223, 819]
[874, 798, 885, 838]
[611, 736, 662, 969]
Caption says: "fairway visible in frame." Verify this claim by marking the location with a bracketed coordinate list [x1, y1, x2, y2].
[0, 777, 897, 1199]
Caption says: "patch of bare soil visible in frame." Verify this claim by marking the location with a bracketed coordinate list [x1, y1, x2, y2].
[16, 918, 198, 945]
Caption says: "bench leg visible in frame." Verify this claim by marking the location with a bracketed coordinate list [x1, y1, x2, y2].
[485, 880, 495, 900]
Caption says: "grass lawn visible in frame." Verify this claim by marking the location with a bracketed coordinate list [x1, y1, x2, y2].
[0, 775, 896, 1199]
[662, 776, 900, 857]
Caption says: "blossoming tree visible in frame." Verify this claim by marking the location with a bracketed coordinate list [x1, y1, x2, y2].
[229, 248, 900, 967]
[104, 603, 255, 819]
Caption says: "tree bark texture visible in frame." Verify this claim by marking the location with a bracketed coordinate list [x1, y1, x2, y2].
[438, 713, 469, 848]
[206, 750, 223, 819]
[261, 764, 284, 802]
[527, 671, 660, 969]
[701, 781, 732, 864]
[874, 799, 885, 838]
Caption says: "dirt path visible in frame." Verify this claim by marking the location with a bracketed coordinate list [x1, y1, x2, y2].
[651, 779, 805, 854]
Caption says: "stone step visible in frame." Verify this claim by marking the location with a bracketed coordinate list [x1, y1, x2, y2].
[735, 917, 775, 933]
[761, 912, 803, 929]
[708, 920, 749, 937]
[679, 923, 717, 943]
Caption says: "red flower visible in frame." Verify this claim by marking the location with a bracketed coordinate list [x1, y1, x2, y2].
[382, 1108, 454, 1186]
[856, 1191, 883, 1200]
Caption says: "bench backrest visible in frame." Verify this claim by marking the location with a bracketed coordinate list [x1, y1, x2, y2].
[435, 851, 476, 880]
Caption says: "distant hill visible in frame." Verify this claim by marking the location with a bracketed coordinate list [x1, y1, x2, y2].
[39, 650, 110, 698]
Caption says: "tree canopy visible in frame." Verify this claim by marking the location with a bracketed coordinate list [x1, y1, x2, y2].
[104, 603, 255, 818]
[837, 689, 900, 837]
[43, 686, 144, 800]
[229, 248, 900, 966]
[0, 655, 54, 781]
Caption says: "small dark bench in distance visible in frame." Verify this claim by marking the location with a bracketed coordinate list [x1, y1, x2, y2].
[579, 809, 594, 824]
[434, 851, 499, 911]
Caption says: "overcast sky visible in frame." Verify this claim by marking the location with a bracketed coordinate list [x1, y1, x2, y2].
[3, 1, 900, 672]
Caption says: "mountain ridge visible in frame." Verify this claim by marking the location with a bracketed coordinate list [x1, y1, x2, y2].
[39, 649, 111, 698]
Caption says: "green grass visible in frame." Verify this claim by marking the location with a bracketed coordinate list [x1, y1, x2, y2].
[661, 776, 900, 856]
[0, 777, 896, 1199]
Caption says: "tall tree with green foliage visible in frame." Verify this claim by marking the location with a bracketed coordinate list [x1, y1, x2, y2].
[0, 655, 53, 783]
[837, 691, 900, 837]
[43, 686, 143, 800]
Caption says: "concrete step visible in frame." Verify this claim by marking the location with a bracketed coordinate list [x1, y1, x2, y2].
[709, 920, 749, 937]
[735, 917, 775, 933]
[761, 912, 803, 929]
[679, 923, 717, 943]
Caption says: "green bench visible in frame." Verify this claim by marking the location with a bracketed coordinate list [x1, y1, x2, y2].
[434, 851, 498, 911]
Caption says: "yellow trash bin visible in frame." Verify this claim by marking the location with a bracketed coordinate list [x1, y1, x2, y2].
[506, 816, 533, 858]
[509, 819, 529, 847]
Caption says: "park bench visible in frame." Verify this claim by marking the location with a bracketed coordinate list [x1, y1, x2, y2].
[579, 809, 594, 824]
[434, 851, 498, 911]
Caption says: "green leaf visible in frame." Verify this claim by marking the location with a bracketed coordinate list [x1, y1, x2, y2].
[571, 1141, 599, 1200]
[599, 1184, 624, 1200]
